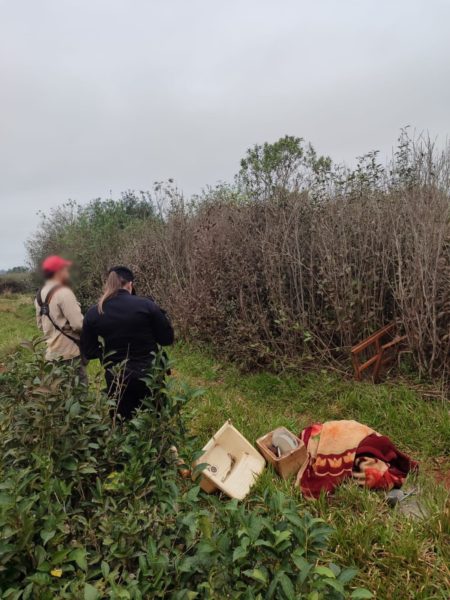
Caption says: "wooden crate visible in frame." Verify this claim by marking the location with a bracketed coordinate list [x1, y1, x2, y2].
[256, 428, 307, 480]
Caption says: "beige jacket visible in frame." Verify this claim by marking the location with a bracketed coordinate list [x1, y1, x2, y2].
[35, 281, 83, 360]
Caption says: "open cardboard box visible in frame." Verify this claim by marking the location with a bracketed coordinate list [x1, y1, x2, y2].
[193, 420, 265, 500]
[256, 427, 307, 480]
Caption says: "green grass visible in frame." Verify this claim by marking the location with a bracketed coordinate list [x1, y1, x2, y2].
[173, 344, 450, 599]
[173, 344, 449, 460]
[1, 295, 449, 598]
[0, 294, 37, 356]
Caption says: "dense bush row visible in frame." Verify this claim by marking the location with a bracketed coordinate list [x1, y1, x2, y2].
[0, 344, 368, 599]
[27, 131, 450, 375]
[0, 272, 33, 295]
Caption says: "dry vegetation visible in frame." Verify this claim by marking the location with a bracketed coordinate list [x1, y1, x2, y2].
[27, 130, 450, 376]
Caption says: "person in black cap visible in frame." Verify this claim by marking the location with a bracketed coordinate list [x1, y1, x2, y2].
[80, 266, 174, 419]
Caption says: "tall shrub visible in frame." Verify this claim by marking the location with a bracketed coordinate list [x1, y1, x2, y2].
[27, 133, 450, 375]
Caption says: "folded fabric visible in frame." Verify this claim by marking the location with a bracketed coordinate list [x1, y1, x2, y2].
[353, 433, 418, 490]
[296, 420, 418, 499]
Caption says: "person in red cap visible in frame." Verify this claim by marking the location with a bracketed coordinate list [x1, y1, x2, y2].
[35, 255, 86, 380]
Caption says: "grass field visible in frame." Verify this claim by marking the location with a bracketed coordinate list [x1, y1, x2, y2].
[0, 295, 449, 598]
[0, 294, 37, 354]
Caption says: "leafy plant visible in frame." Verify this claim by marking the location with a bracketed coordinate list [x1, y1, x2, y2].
[0, 345, 370, 598]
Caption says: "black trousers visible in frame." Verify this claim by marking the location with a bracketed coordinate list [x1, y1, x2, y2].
[105, 371, 152, 420]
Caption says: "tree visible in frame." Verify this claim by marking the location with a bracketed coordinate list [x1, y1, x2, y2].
[237, 135, 332, 199]
[7, 266, 28, 273]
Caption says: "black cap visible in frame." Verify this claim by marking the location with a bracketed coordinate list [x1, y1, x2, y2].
[108, 266, 134, 282]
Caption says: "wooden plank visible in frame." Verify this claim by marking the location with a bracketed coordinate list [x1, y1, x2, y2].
[381, 335, 407, 351]
[351, 324, 395, 355]
[351, 322, 407, 382]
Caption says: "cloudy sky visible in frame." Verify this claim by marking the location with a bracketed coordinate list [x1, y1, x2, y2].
[1, 0, 449, 268]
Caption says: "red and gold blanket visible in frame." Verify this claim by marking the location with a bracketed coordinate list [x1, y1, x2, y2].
[296, 420, 418, 499]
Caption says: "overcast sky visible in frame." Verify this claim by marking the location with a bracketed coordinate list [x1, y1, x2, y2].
[1, 0, 449, 268]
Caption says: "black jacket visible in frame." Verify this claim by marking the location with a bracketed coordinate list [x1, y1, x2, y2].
[80, 290, 174, 375]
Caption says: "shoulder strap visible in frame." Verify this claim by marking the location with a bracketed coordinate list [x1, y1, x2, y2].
[38, 284, 80, 346]
[44, 284, 64, 305]
[36, 284, 63, 313]
[36, 288, 44, 307]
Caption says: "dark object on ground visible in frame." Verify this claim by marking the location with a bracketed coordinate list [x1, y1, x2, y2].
[386, 488, 416, 507]
[386, 487, 427, 518]
[351, 323, 408, 382]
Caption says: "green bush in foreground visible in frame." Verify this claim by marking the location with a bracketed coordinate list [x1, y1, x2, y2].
[0, 345, 371, 599]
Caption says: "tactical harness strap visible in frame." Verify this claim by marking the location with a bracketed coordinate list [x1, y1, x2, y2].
[36, 285, 80, 346]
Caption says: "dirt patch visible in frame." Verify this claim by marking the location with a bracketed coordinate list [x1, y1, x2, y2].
[431, 457, 450, 489]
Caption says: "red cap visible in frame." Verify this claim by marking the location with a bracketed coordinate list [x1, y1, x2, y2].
[41, 255, 72, 273]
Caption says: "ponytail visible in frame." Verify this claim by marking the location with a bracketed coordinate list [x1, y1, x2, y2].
[98, 271, 127, 314]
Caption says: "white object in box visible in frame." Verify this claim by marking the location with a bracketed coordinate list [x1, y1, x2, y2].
[194, 420, 265, 500]
[256, 427, 307, 480]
